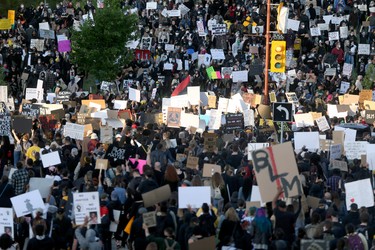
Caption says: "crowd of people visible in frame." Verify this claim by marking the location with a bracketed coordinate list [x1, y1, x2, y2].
[1, 0, 375, 249]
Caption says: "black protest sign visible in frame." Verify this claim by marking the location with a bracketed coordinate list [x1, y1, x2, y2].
[56, 91, 71, 103]
[50, 109, 65, 120]
[21, 103, 40, 118]
[249, 64, 263, 76]
[365, 110, 375, 124]
[12, 116, 33, 134]
[105, 145, 126, 166]
[225, 113, 244, 133]
[0, 103, 11, 136]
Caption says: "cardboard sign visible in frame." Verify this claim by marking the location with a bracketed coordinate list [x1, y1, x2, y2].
[81, 99, 106, 109]
[142, 185, 171, 207]
[95, 159, 108, 170]
[143, 211, 157, 227]
[64, 122, 85, 140]
[345, 178, 374, 210]
[251, 142, 302, 202]
[73, 192, 101, 225]
[12, 116, 32, 133]
[100, 126, 113, 144]
[0, 208, 14, 239]
[41, 151, 61, 168]
[189, 236, 216, 249]
[178, 186, 211, 208]
[167, 107, 181, 128]
[203, 133, 217, 152]
[316, 116, 330, 132]
[186, 156, 199, 169]
[10, 190, 45, 217]
[29, 177, 54, 198]
[208, 95, 216, 108]
[202, 164, 221, 177]
[306, 195, 321, 209]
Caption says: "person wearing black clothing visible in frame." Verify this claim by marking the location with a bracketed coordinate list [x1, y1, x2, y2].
[27, 224, 54, 250]
[0, 175, 14, 208]
[198, 203, 217, 237]
[51, 208, 73, 250]
[343, 203, 361, 227]
[137, 169, 159, 194]
[226, 144, 243, 169]
[272, 187, 297, 247]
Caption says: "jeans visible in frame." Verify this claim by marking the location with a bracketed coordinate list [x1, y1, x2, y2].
[14, 151, 21, 166]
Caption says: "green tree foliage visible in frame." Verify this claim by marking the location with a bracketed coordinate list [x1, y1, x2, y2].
[70, 0, 138, 81]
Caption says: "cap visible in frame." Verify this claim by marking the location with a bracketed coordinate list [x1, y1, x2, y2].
[138, 207, 147, 215]
[115, 134, 122, 139]
[91, 133, 98, 140]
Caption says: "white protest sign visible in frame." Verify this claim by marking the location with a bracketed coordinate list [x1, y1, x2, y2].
[294, 132, 320, 151]
[211, 24, 227, 35]
[146, 2, 157, 9]
[113, 100, 127, 109]
[358, 44, 370, 55]
[287, 19, 300, 31]
[342, 64, 353, 77]
[247, 143, 269, 161]
[232, 71, 248, 83]
[178, 4, 190, 16]
[167, 9, 181, 17]
[39, 22, 50, 30]
[197, 21, 205, 36]
[317, 23, 328, 31]
[344, 128, 357, 142]
[0, 208, 14, 239]
[25, 88, 43, 101]
[73, 192, 101, 225]
[366, 144, 375, 170]
[210, 49, 225, 60]
[340, 26, 348, 39]
[165, 44, 175, 51]
[163, 63, 173, 70]
[310, 27, 321, 36]
[218, 97, 229, 113]
[250, 185, 266, 207]
[330, 144, 342, 160]
[128, 87, 141, 102]
[316, 116, 330, 132]
[243, 108, 255, 127]
[0, 86, 8, 103]
[29, 177, 54, 198]
[64, 122, 85, 140]
[328, 32, 339, 41]
[187, 86, 200, 105]
[30, 39, 45, 51]
[294, 113, 315, 127]
[323, 15, 333, 24]
[41, 151, 61, 168]
[10, 190, 45, 217]
[345, 179, 374, 210]
[178, 186, 211, 208]
[344, 141, 368, 159]
[208, 109, 221, 130]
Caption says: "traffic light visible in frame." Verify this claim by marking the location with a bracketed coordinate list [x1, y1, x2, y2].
[270, 41, 286, 73]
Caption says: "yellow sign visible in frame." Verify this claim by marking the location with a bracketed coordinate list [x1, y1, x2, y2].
[0, 19, 11, 30]
[8, 10, 15, 25]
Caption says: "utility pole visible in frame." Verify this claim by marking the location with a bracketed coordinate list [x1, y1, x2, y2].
[263, 0, 271, 105]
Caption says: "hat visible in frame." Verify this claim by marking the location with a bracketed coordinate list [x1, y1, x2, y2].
[71, 148, 79, 157]
[48, 205, 58, 214]
[138, 207, 147, 215]
[101, 193, 108, 200]
[91, 133, 98, 140]
[115, 134, 122, 139]
[36, 208, 44, 214]
[131, 124, 137, 129]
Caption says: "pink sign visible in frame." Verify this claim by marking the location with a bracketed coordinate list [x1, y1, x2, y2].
[58, 40, 71, 52]
[129, 158, 147, 174]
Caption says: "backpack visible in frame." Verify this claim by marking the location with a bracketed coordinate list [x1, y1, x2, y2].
[356, 226, 369, 241]
[164, 239, 177, 250]
[214, 187, 222, 200]
[347, 233, 365, 250]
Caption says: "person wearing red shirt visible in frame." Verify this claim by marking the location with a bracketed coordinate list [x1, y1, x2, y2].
[331, 42, 344, 65]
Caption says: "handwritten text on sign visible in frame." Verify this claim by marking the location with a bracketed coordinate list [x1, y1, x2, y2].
[251, 141, 302, 202]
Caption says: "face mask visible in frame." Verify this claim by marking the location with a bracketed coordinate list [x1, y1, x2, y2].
[188, 42, 192, 46]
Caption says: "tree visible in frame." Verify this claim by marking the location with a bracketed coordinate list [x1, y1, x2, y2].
[70, 0, 138, 81]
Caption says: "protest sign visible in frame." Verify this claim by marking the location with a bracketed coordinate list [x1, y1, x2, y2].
[178, 186, 211, 208]
[0, 106, 11, 137]
[186, 156, 199, 169]
[142, 185, 171, 207]
[128, 87, 141, 102]
[306, 195, 321, 209]
[202, 164, 221, 177]
[64, 122, 85, 140]
[41, 151, 61, 168]
[143, 212, 157, 227]
[167, 107, 181, 128]
[340, 26, 348, 38]
[210, 49, 225, 60]
[247, 143, 269, 161]
[0, 86, 7, 103]
[225, 113, 244, 132]
[128, 158, 147, 174]
[203, 133, 217, 152]
[0, 208, 14, 239]
[39, 29, 55, 39]
[189, 236, 216, 249]
[294, 132, 320, 151]
[21, 103, 40, 118]
[146, 2, 157, 9]
[344, 141, 368, 159]
[211, 24, 227, 35]
[287, 19, 300, 31]
[315, 116, 330, 132]
[187, 86, 200, 105]
[251, 142, 302, 202]
[0, 19, 11, 30]
[12, 116, 32, 133]
[95, 159, 109, 170]
[250, 185, 266, 207]
[328, 31, 339, 41]
[339, 81, 351, 94]
[330, 160, 348, 172]
[82, 99, 106, 109]
[310, 27, 321, 36]
[10, 190, 45, 217]
[29, 177, 54, 198]
[100, 126, 113, 144]
[345, 178, 374, 210]
[232, 71, 248, 82]
[330, 144, 342, 160]
[8, 10, 15, 25]
[359, 44, 371, 55]
[294, 113, 315, 127]
[25, 88, 43, 101]
[301, 240, 329, 249]
[30, 39, 44, 51]
[73, 192, 101, 225]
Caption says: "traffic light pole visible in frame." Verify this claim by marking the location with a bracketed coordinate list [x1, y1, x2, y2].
[263, 0, 271, 105]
